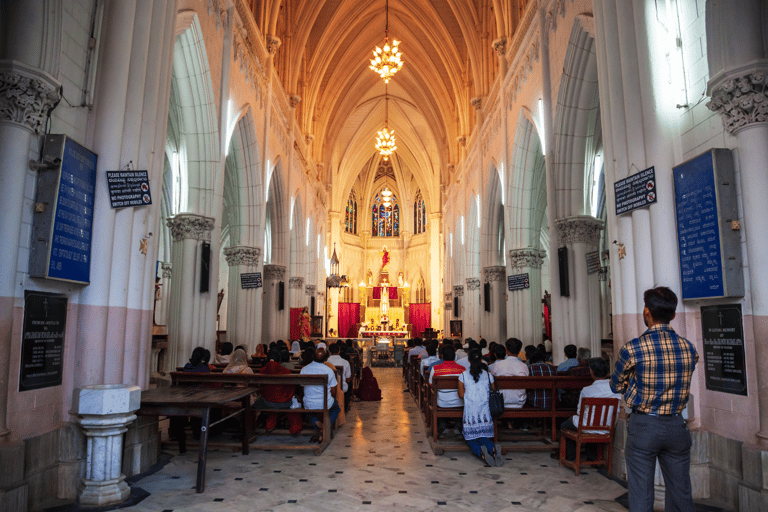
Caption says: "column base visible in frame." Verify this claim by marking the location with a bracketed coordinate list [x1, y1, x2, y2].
[77, 475, 130, 507]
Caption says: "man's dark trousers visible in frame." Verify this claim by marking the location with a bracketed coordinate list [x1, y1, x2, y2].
[625, 412, 694, 512]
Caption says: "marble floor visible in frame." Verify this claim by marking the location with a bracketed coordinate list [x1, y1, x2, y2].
[123, 368, 629, 512]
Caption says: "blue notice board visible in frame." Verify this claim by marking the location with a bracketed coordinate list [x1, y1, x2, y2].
[673, 149, 742, 300]
[48, 138, 98, 283]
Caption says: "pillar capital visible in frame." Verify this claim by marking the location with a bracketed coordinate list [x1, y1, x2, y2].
[453, 285, 464, 297]
[266, 35, 281, 54]
[555, 216, 603, 246]
[707, 60, 768, 134]
[465, 277, 481, 291]
[508, 248, 546, 269]
[289, 276, 304, 289]
[483, 265, 506, 282]
[0, 60, 62, 134]
[161, 262, 172, 279]
[306, 285, 316, 296]
[492, 37, 507, 58]
[166, 214, 215, 242]
[263, 264, 286, 281]
[223, 245, 261, 267]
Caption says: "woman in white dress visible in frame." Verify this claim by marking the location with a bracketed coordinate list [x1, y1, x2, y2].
[458, 349, 504, 466]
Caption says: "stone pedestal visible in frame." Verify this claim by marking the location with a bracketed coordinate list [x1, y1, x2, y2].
[72, 385, 141, 507]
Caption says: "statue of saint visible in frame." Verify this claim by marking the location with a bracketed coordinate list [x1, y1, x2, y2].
[380, 245, 389, 270]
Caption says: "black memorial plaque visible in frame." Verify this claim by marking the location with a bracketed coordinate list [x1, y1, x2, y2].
[240, 272, 262, 289]
[106, 170, 152, 208]
[507, 273, 530, 291]
[20, 292, 67, 391]
[701, 304, 747, 396]
[614, 166, 657, 215]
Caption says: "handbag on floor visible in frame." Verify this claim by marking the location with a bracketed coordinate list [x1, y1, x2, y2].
[488, 372, 504, 419]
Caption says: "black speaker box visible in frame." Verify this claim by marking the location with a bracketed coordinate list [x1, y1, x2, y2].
[558, 247, 570, 297]
[454, 296, 459, 317]
[483, 282, 491, 312]
[200, 242, 210, 293]
[278, 281, 285, 310]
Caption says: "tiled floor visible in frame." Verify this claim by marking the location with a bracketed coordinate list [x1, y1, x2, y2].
[123, 368, 628, 511]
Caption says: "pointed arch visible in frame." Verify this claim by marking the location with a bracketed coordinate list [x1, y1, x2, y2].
[508, 112, 547, 250]
[482, 160, 505, 268]
[265, 157, 288, 265]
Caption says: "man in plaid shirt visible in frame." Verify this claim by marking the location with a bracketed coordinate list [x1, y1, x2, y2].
[611, 287, 698, 512]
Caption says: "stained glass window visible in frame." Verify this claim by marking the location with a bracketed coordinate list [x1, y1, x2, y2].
[345, 190, 357, 234]
[414, 190, 426, 234]
[371, 190, 399, 237]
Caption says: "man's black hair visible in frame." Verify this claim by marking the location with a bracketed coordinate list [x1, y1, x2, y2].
[439, 345, 456, 361]
[329, 342, 341, 355]
[492, 344, 506, 360]
[267, 350, 281, 362]
[564, 344, 578, 359]
[220, 342, 233, 356]
[426, 340, 438, 356]
[529, 349, 546, 364]
[505, 338, 522, 355]
[588, 357, 610, 378]
[644, 286, 678, 323]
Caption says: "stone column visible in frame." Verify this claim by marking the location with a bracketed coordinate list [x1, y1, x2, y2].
[555, 216, 604, 360]
[708, 62, 768, 448]
[506, 248, 546, 346]
[289, 276, 305, 309]
[429, 213, 443, 334]
[0, 61, 60, 439]
[72, 385, 141, 507]
[262, 264, 286, 344]
[464, 278, 481, 341]
[166, 214, 216, 371]
[482, 266, 507, 345]
[224, 246, 261, 353]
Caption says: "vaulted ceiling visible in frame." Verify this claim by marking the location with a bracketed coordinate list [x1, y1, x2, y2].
[248, 0, 528, 208]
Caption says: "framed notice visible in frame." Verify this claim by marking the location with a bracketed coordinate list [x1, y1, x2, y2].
[507, 273, 530, 291]
[106, 170, 152, 208]
[20, 292, 67, 391]
[29, 135, 98, 284]
[614, 166, 657, 215]
[586, 251, 601, 274]
[674, 149, 743, 300]
[240, 272, 262, 289]
[701, 304, 747, 396]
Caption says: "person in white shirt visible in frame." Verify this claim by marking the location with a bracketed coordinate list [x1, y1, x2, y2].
[300, 347, 339, 442]
[420, 341, 440, 376]
[489, 339, 529, 408]
[453, 339, 467, 361]
[327, 343, 351, 392]
[557, 357, 622, 460]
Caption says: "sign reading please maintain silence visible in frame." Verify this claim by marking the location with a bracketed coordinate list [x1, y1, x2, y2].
[106, 170, 152, 208]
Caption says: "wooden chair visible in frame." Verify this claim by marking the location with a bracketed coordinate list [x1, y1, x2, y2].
[558, 397, 620, 475]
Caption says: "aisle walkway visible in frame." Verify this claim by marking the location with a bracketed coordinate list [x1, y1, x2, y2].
[124, 368, 628, 511]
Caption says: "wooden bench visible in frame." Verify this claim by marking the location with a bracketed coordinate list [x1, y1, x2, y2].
[426, 375, 592, 455]
[170, 371, 335, 454]
[493, 375, 592, 452]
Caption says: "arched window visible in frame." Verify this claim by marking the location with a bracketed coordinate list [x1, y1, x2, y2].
[345, 190, 357, 234]
[371, 188, 399, 237]
[413, 190, 426, 234]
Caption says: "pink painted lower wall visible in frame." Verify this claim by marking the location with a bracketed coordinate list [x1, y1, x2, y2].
[613, 311, 761, 445]
[6, 302, 152, 441]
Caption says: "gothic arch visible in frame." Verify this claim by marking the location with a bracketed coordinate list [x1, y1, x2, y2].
[508, 112, 547, 250]
[482, 160, 505, 268]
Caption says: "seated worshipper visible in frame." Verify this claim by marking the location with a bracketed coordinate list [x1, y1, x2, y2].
[458, 349, 504, 466]
[527, 349, 556, 408]
[252, 343, 266, 360]
[420, 341, 440, 376]
[215, 342, 233, 365]
[355, 366, 382, 401]
[429, 345, 465, 437]
[224, 348, 253, 375]
[454, 339, 467, 361]
[290, 340, 302, 356]
[556, 344, 579, 372]
[456, 339, 479, 370]
[255, 350, 302, 435]
[490, 338, 528, 408]
[479, 338, 489, 356]
[556, 357, 621, 461]
[183, 347, 211, 372]
[315, 339, 328, 350]
[409, 338, 428, 360]
[327, 343, 352, 410]
[299, 347, 340, 443]
[559, 347, 592, 408]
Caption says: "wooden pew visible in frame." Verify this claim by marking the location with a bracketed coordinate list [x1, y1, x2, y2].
[493, 375, 593, 452]
[426, 375, 593, 455]
[170, 371, 335, 454]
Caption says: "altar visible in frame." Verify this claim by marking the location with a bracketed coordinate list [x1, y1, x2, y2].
[360, 330, 408, 338]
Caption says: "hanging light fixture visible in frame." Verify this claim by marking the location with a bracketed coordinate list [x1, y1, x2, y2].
[381, 187, 393, 207]
[375, 84, 397, 160]
[369, 0, 403, 83]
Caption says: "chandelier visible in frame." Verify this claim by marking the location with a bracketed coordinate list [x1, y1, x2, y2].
[369, 0, 403, 83]
[381, 187, 393, 207]
[375, 84, 396, 160]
